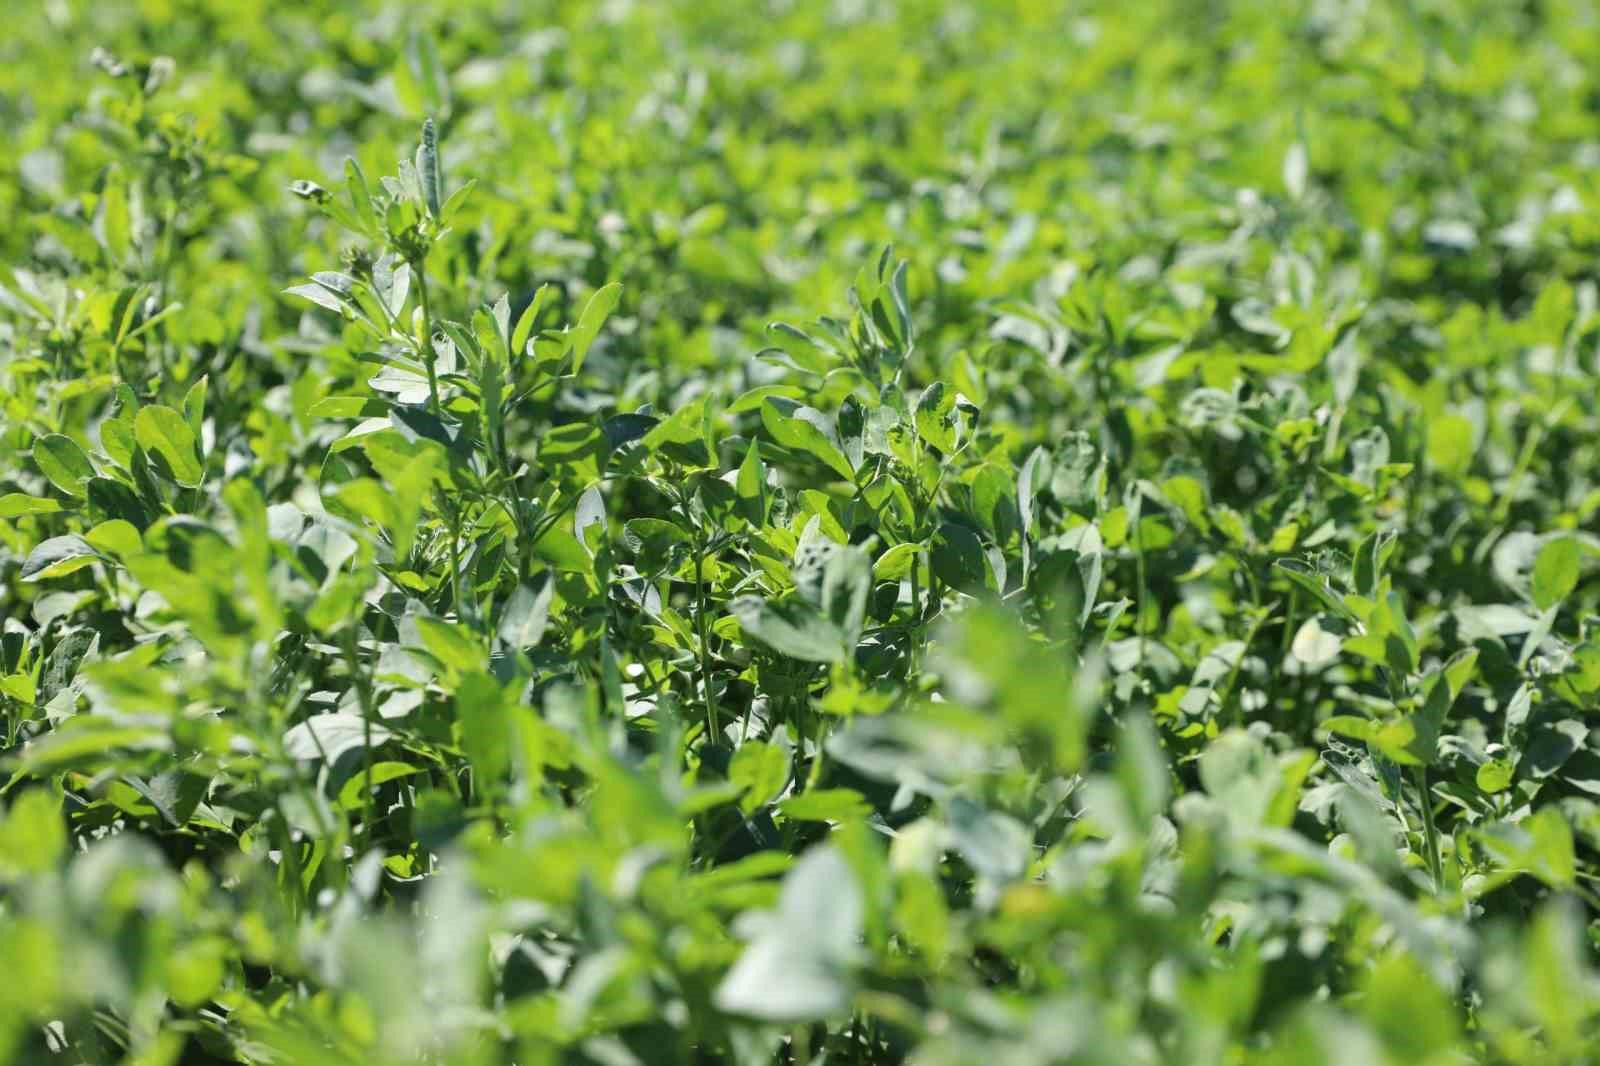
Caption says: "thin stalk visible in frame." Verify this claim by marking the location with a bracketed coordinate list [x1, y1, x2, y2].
[1134, 511, 1150, 687]
[791, 1024, 811, 1066]
[447, 499, 466, 623]
[1491, 400, 1569, 526]
[805, 709, 827, 790]
[908, 542, 923, 677]
[693, 537, 719, 741]
[1414, 766, 1444, 894]
[414, 260, 441, 416]
[1281, 586, 1302, 716]
[343, 627, 377, 831]
[155, 198, 179, 368]
[1220, 601, 1277, 728]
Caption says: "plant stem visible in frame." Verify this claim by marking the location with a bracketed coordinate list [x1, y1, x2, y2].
[415, 259, 440, 416]
[908, 541, 923, 677]
[447, 499, 466, 623]
[1220, 601, 1277, 728]
[1414, 765, 1443, 894]
[344, 627, 377, 830]
[1134, 508, 1150, 688]
[693, 536, 719, 741]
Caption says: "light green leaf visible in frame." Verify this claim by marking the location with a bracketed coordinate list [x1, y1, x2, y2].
[566, 281, 622, 376]
[1426, 413, 1474, 477]
[1476, 759, 1514, 794]
[913, 381, 957, 453]
[339, 762, 423, 811]
[761, 398, 854, 481]
[510, 282, 553, 356]
[498, 579, 554, 652]
[731, 740, 790, 814]
[1532, 536, 1581, 610]
[0, 493, 65, 518]
[713, 844, 863, 1021]
[282, 713, 392, 762]
[731, 595, 848, 664]
[418, 116, 442, 218]
[415, 618, 488, 674]
[1291, 615, 1344, 666]
[21, 535, 100, 582]
[33, 434, 95, 497]
[779, 788, 871, 823]
[456, 672, 511, 790]
[135, 405, 204, 487]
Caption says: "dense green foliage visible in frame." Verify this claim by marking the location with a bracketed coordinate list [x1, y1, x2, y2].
[7, 0, 1600, 1062]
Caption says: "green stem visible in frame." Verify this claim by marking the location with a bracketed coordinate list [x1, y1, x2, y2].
[805, 709, 827, 790]
[1220, 601, 1277, 728]
[344, 627, 378, 831]
[415, 260, 440, 416]
[1414, 765, 1443, 894]
[447, 498, 466, 623]
[792, 1024, 811, 1066]
[155, 198, 179, 368]
[1134, 511, 1150, 687]
[693, 537, 719, 741]
[908, 541, 924, 677]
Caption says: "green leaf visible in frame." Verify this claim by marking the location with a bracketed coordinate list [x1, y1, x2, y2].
[622, 517, 690, 571]
[183, 374, 208, 440]
[1352, 528, 1397, 598]
[0, 493, 65, 518]
[308, 396, 388, 419]
[135, 405, 204, 487]
[779, 788, 871, 823]
[1552, 641, 1600, 705]
[1480, 809, 1575, 889]
[21, 535, 100, 582]
[820, 543, 872, 648]
[713, 844, 863, 1021]
[1476, 758, 1514, 794]
[730, 741, 790, 814]
[945, 797, 1031, 881]
[344, 157, 378, 235]
[736, 438, 768, 526]
[18, 719, 169, 774]
[338, 762, 423, 811]
[33, 434, 95, 497]
[0, 790, 67, 876]
[456, 672, 511, 790]
[532, 524, 592, 574]
[1291, 614, 1345, 667]
[1321, 715, 1422, 766]
[931, 521, 988, 595]
[1532, 537, 1581, 610]
[284, 282, 350, 314]
[873, 542, 918, 581]
[282, 713, 392, 763]
[84, 519, 142, 560]
[760, 398, 854, 482]
[415, 618, 488, 675]
[731, 596, 848, 664]
[510, 282, 553, 356]
[497, 578, 554, 652]
[566, 281, 622, 376]
[418, 116, 442, 218]
[1426, 413, 1474, 476]
[913, 381, 957, 453]
[1274, 559, 1359, 624]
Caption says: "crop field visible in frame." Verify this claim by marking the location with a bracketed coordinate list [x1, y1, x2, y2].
[6, 0, 1600, 1062]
